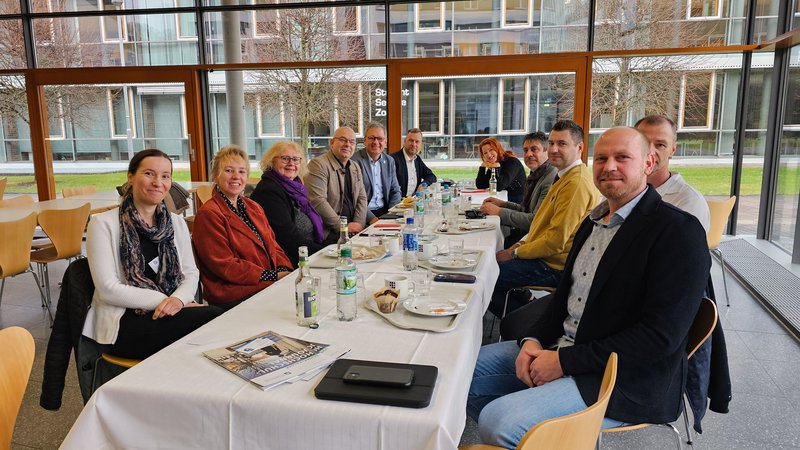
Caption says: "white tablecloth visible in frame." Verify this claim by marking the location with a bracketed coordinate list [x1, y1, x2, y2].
[61, 216, 502, 450]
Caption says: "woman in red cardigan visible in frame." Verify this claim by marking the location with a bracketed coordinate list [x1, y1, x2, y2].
[192, 145, 293, 310]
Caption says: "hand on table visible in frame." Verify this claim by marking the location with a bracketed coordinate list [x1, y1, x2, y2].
[480, 202, 502, 216]
[347, 222, 364, 234]
[153, 296, 184, 320]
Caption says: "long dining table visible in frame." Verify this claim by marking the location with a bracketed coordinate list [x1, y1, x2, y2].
[60, 210, 504, 450]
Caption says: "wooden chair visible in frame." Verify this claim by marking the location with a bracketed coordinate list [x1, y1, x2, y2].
[0, 212, 51, 322]
[195, 184, 213, 207]
[706, 196, 736, 306]
[0, 196, 35, 209]
[91, 353, 141, 393]
[62, 185, 97, 198]
[0, 177, 6, 199]
[461, 353, 618, 450]
[30, 204, 91, 309]
[0, 326, 35, 450]
[599, 298, 719, 449]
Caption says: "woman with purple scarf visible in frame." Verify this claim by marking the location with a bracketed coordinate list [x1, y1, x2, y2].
[251, 142, 328, 267]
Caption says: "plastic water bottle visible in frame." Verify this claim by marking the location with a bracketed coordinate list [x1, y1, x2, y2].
[414, 191, 425, 228]
[441, 184, 452, 218]
[336, 247, 357, 321]
[489, 168, 497, 195]
[402, 216, 419, 271]
[295, 246, 318, 327]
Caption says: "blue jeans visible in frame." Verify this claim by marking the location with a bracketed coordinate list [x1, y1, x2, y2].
[489, 258, 561, 317]
[467, 341, 626, 448]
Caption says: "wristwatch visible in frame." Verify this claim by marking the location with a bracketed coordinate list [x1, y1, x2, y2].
[511, 248, 519, 259]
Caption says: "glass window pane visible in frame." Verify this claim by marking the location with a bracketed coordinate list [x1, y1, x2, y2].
[208, 68, 386, 159]
[594, 0, 745, 50]
[34, 14, 200, 67]
[206, 6, 383, 64]
[0, 75, 33, 184]
[681, 72, 714, 129]
[418, 3, 444, 30]
[0, 20, 27, 69]
[770, 45, 800, 252]
[33, 0, 197, 13]
[402, 72, 575, 160]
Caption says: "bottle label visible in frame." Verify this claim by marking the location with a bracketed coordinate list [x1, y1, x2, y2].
[336, 268, 357, 295]
[403, 232, 419, 252]
[297, 290, 317, 318]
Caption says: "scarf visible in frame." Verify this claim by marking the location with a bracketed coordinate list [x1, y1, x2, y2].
[522, 160, 553, 213]
[264, 169, 324, 243]
[118, 194, 183, 296]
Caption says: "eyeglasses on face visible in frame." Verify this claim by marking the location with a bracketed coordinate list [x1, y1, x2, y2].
[334, 137, 357, 146]
[366, 135, 385, 142]
[275, 155, 303, 164]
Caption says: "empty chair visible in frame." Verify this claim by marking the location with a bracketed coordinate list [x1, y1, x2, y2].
[30, 204, 91, 309]
[62, 186, 97, 198]
[0, 326, 35, 450]
[0, 212, 51, 322]
[461, 353, 618, 450]
[0, 177, 6, 199]
[195, 184, 213, 206]
[0, 196, 35, 209]
[706, 196, 736, 306]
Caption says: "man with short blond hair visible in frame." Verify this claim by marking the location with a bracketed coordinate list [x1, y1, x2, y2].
[391, 128, 437, 197]
[467, 127, 710, 448]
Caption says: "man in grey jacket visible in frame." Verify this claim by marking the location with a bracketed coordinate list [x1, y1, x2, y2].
[480, 131, 557, 248]
[351, 122, 402, 223]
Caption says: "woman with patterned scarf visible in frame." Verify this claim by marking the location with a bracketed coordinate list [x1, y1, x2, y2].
[82, 149, 222, 360]
[192, 145, 294, 311]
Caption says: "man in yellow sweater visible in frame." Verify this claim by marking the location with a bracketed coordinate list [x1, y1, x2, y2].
[489, 120, 600, 317]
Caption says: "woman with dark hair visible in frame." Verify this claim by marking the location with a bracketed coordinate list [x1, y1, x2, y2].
[475, 137, 527, 204]
[192, 145, 293, 311]
[250, 141, 327, 267]
[82, 149, 222, 360]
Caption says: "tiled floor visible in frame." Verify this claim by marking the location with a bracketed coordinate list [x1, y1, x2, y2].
[4, 254, 800, 449]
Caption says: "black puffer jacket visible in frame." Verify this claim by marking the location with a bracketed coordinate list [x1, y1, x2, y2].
[40, 258, 94, 410]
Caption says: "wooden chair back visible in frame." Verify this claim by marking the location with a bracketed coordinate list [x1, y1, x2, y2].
[195, 184, 213, 207]
[36, 204, 91, 260]
[62, 185, 97, 198]
[0, 326, 35, 450]
[706, 196, 736, 250]
[0, 196, 34, 209]
[516, 352, 618, 450]
[687, 298, 718, 359]
[0, 212, 38, 279]
[0, 177, 6, 199]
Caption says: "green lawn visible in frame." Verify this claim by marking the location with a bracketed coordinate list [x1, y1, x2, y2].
[2, 165, 796, 197]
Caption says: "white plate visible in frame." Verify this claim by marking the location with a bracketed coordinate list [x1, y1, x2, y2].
[402, 298, 467, 316]
[418, 233, 437, 242]
[322, 244, 386, 263]
[434, 221, 496, 234]
[427, 256, 478, 270]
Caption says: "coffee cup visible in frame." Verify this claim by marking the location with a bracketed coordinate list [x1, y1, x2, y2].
[383, 236, 400, 254]
[385, 275, 415, 300]
[418, 242, 440, 260]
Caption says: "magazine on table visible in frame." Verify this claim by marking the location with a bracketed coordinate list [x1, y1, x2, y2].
[203, 330, 349, 390]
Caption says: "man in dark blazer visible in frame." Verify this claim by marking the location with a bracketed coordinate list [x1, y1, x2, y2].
[351, 122, 402, 222]
[467, 127, 710, 448]
[390, 128, 437, 197]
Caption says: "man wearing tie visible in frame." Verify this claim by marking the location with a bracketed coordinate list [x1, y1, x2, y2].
[351, 122, 403, 223]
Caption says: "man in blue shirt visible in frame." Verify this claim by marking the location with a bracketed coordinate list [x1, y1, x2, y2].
[351, 122, 403, 223]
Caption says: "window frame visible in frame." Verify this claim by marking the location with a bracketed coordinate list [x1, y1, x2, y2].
[415, 2, 445, 32]
[175, 0, 198, 40]
[498, 77, 530, 133]
[333, 6, 360, 35]
[678, 71, 716, 130]
[256, 95, 286, 137]
[108, 87, 137, 139]
[414, 79, 445, 136]
[502, 0, 532, 28]
[686, 0, 722, 20]
[46, 97, 66, 140]
[335, 84, 364, 136]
